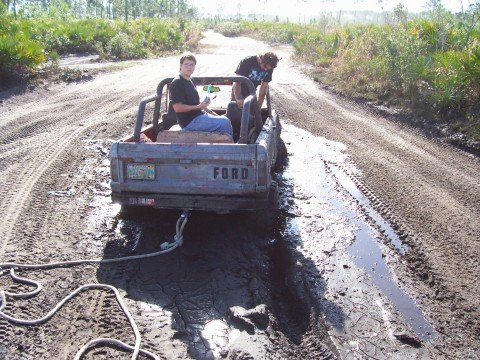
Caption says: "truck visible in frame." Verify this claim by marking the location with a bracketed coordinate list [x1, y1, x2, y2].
[109, 76, 285, 234]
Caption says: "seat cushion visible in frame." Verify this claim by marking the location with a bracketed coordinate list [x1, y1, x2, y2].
[156, 131, 233, 144]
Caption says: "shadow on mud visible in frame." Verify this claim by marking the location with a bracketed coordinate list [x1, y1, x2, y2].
[96, 181, 342, 359]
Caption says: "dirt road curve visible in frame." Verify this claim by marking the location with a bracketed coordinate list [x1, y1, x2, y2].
[0, 31, 479, 359]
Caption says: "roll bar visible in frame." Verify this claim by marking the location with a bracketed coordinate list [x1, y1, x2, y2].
[134, 76, 262, 144]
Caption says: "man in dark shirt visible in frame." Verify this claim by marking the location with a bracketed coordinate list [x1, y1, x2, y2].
[169, 53, 233, 138]
[232, 52, 279, 109]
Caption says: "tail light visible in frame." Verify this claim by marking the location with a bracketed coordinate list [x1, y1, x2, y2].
[257, 159, 267, 186]
[110, 159, 119, 183]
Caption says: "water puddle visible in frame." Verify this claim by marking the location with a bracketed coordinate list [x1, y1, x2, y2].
[329, 165, 410, 254]
[280, 123, 436, 342]
[201, 319, 229, 357]
[329, 165, 434, 340]
[48, 186, 76, 197]
[348, 224, 435, 341]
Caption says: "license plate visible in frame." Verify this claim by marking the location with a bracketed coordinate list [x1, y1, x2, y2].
[128, 197, 155, 206]
[127, 163, 155, 180]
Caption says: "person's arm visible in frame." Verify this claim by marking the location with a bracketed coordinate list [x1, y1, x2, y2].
[204, 107, 218, 116]
[258, 82, 269, 108]
[172, 101, 208, 113]
[232, 81, 244, 108]
[233, 57, 248, 108]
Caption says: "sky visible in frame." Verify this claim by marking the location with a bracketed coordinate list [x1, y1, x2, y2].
[189, 0, 466, 19]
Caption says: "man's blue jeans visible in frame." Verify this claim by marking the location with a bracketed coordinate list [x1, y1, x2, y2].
[183, 113, 233, 138]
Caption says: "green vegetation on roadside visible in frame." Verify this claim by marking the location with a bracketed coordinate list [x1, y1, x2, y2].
[1, 0, 479, 146]
[213, 6, 480, 143]
[1, 3, 46, 82]
[0, 1, 201, 85]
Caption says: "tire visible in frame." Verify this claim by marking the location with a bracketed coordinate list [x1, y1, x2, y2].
[274, 138, 287, 170]
[246, 181, 279, 236]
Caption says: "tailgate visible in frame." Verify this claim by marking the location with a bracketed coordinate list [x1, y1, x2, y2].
[110, 142, 267, 196]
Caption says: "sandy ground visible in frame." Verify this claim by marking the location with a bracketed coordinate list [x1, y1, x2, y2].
[0, 31, 479, 359]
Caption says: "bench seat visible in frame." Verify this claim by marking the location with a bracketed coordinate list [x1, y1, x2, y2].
[156, 130, 233, 144]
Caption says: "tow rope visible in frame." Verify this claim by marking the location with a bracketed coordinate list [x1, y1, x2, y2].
[0, 210, 190, 359]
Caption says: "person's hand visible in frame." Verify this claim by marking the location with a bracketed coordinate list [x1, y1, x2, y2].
[198, 99, 209, 110]
[198, 95, 211, 110]
[236, 99, 244, 108]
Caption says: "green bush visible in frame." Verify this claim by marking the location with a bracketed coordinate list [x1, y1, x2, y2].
[214, 21, 243, 37]
[0, 12, 45, 82]
[225, 17, 479, 137]
[107, 32, 138, 60]
[0, 15, 201, 84]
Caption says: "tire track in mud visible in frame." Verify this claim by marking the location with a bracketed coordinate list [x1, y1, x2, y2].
[0, 85, 143, 358]
[0, 126, 85, 256]
[79, 289, 135, 359]
[0, 137, 137, 359]
[325, 162, 412, 252]
[0, 89, 139, 255]
[0, 125, 88, 358]
[271, 78, 480, 357]
[81, 233, 147, 359]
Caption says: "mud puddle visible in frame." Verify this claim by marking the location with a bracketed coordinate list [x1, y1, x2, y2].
[79, 124, 435, 358]
[327, 166, 435, 341]
[278, 123, 435, 354]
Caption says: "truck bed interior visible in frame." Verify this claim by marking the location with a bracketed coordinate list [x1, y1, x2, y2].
[123, 105, 270, 145]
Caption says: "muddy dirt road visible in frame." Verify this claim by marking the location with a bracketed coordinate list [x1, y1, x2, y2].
[1, 32, 479, 359]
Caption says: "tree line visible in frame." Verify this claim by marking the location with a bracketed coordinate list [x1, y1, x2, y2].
[2, 0, 197, 20]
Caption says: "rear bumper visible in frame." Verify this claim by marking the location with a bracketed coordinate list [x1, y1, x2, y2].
[111, 191, 269, 211]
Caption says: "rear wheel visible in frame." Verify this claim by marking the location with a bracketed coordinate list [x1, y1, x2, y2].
[274, 138, 287, 170]
[246, 181, 279, 236]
